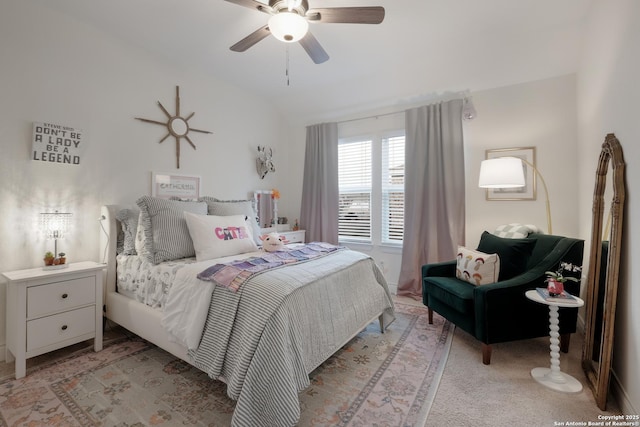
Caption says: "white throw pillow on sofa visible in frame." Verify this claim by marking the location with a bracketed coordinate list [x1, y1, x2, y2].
[456, 246, 500, 286]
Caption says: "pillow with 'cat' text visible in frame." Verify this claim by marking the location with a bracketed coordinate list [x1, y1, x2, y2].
[184, 212, 258, 262]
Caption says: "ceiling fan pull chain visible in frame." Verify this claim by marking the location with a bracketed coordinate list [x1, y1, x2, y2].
[286, 46, 290, 86]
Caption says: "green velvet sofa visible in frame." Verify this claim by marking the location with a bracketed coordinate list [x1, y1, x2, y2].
[422, 232, 584, 364]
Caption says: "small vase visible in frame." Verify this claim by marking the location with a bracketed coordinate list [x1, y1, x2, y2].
[547, 279, 564, 296]
[44, 257, 54, 266]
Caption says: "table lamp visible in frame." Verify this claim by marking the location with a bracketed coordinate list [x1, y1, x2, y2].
[40, 210, 72, 258]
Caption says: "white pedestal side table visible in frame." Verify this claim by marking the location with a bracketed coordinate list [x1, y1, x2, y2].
[525, 289, 585, 393]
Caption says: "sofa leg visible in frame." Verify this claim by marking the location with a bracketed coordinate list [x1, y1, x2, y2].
[427, 307, 433, 324]
[482, 343, 492, 365]
[560, 333, 570, 353]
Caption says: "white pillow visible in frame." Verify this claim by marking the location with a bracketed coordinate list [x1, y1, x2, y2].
[184, 212, 258, 261]
[456, 246, 500, 286]
[200, 198, 262, 246]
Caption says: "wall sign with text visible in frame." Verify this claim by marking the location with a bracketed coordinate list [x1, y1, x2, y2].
[151, 172, 201, 200]
[32, 122, 85, 165]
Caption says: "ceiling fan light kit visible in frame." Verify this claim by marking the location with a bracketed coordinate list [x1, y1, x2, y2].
[269, 12, 309, 42]
[225, 0, 385, 64]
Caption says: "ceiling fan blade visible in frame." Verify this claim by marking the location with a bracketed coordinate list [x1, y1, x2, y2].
[299, 32, 329, 64]
[224, 0, 273, 14]
[230, 25, 271, 52]
[306, 6, 385, 24]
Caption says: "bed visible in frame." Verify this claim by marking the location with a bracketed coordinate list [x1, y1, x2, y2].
[100, 198, 395, 427]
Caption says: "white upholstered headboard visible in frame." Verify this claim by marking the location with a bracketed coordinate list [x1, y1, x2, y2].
[100, 204, 127, 296]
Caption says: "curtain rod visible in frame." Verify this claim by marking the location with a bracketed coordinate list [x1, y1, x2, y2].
[335, 92, 470, 125]
[337, 110, 404, 125]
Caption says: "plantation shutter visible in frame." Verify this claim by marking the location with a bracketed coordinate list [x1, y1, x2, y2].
[382, 135, 405, 242]
[338, 139, 372, 241]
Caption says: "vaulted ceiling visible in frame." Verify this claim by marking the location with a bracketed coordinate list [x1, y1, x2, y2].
[38, 0, 592, 122]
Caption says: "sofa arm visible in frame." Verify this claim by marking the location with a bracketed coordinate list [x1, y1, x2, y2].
[422, 261, 456, 278]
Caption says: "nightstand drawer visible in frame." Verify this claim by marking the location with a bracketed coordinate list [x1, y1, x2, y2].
[27, 306, 96, 352]
[27, 276, 96, 318]
[282, 230, 306, 243]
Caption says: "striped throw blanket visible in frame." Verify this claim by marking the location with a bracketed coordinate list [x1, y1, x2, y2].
[197, 242, 344, 292]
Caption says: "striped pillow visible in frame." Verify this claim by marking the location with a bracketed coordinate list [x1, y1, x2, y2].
[136, 196, 207, 264]
[115, 208, 139, 255]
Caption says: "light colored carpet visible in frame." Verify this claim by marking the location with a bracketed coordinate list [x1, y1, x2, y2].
[426, 323, 622, 426]
[0, 300, 453, 426]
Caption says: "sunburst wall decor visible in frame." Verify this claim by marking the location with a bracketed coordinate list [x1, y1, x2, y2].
[135, 86, 212, 169]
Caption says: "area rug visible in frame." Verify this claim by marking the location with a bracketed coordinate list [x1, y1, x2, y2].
[0, 301, 452, 426]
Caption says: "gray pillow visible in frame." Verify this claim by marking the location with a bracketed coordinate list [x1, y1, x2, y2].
[200, 197, 262, 245]
[136, 196, 208, 264]
[115, 208, 139, 255]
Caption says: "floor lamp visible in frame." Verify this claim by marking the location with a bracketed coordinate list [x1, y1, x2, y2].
[478, 156, 552, 234]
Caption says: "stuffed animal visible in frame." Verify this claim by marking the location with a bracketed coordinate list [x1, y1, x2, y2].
[260, 232, 288, 252]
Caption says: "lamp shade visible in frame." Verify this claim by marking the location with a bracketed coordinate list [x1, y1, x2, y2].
[269, 12, 309, 43]
[40, 210, 72, 239]
[478, 157, 525, 188]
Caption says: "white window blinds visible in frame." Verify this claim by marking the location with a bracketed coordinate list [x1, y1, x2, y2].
[338, 139, 372, 241]
[382, 135, 405, 242]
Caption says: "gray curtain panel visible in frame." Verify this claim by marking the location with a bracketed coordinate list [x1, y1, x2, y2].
[300, 122, 339, 244]
[397, 99, 466, 298]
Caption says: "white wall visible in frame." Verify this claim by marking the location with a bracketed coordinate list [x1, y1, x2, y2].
[464, 74, 580, 246]
[0, 3, 290, 349]
[577, 0, 640, 414]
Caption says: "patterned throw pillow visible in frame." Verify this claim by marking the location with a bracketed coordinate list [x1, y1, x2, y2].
[456, 246, 500, 286]
[136, 196, 208, 264]
[493, 223, 542, 238]
[184, 212, 258, 261]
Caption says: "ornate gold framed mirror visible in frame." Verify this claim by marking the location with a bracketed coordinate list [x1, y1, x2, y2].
[581, 133, 626, 410]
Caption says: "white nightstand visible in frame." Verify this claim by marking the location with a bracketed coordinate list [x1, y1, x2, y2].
[2, 261, 105, 379]
[281, 229, 306, 244]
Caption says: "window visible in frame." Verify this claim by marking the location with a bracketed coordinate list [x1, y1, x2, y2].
[382, 136, 405, 243]
[338, 139, 372, 241]
[338, 133, 405, 245]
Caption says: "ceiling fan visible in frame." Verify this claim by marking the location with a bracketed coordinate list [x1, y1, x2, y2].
[225, 0, 385, 64]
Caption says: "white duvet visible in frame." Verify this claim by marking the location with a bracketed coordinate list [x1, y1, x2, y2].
[160, 249, 268, 350]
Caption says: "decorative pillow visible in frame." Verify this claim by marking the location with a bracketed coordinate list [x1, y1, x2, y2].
[200, 198, 262, 246]
[476, 231, 537, 281]
[115, 208, 139, 255]
[136, 196, 208, 264]
[493, 223, 542, 238]
[115, 226, 124, 255]
[184, 212, 258, 261]
[456, 246, 500, 286]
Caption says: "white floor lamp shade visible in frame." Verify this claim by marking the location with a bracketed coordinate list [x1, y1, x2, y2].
[478, 156, 552, 234]
[478, 157, 526, 188]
